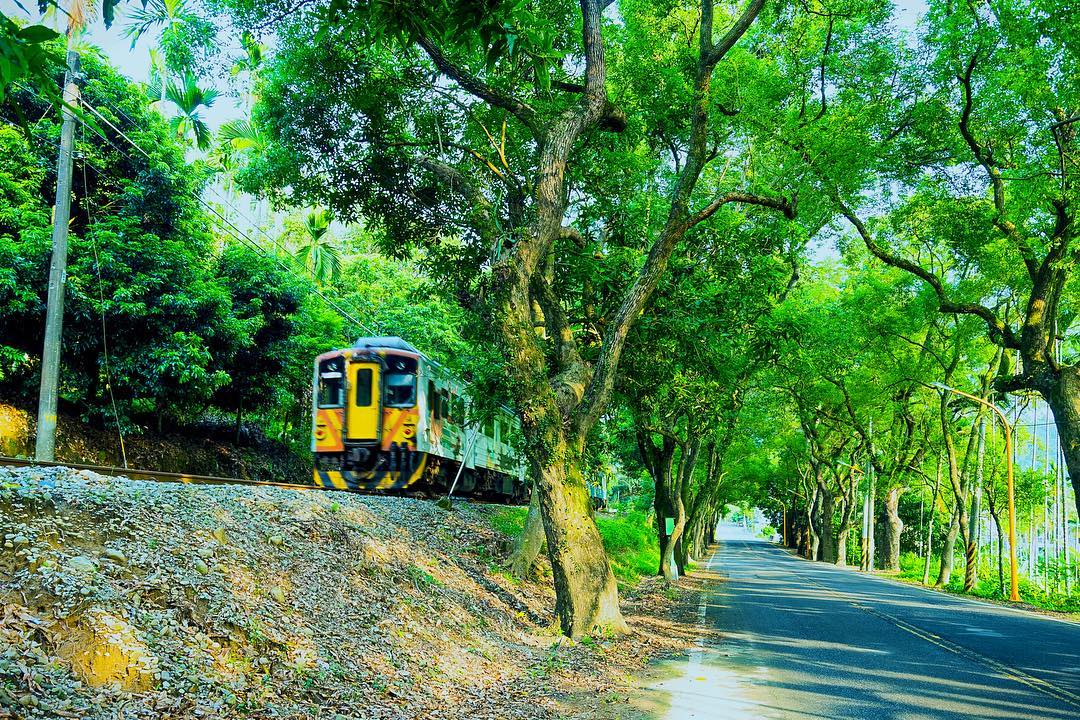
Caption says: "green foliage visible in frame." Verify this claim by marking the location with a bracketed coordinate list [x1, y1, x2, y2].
[898, 551, 1080, 614]
[0, 16, 60, 108]
[164, 70, 219, 149]
[0, 40, 476, 458]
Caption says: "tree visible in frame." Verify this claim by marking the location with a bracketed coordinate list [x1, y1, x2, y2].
[775, 0, 1080, 524]
[0, 41, 239, 433]
[123, 0, 214, 105]
[210, 243, 303, 444]
[164, 70, 219, 149]
[291, 208, 341, 285]
[222, 0, 800, 637]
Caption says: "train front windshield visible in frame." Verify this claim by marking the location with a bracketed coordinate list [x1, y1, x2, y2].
[317, 357, 345, 407]
[385, 373, 416, 407]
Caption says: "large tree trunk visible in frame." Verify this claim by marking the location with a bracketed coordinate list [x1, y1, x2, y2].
[923, 460, 941, 585]
[673, 438, 701, 576]
[818, 483, 837, 564]
[1044, 366, 1080, 523]
[991, 509, 1005, 594]
[836, 493, 855, 566]
[937, 506, 960, 587]
[643, 434, 679, 581]
[882, 487, 904, 571]
[509, 485, 545, 578]
[940, 393, 975, 590]
[533, 440, 627, 637]
[807, 485, 822, 560]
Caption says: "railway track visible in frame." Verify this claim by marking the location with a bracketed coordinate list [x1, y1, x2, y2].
[0, 455, 327, 494]
[0, 456, 509, 504]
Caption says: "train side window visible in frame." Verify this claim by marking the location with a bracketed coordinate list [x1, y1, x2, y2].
[453, 395, 465, 423]
[317, 357, 345, 408]
[427, 381, 437, 415]
[354, 368, 372, 407]
[438, 390, 450, 420]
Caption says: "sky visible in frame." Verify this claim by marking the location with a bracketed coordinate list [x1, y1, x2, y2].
[1, 0, 245, 131]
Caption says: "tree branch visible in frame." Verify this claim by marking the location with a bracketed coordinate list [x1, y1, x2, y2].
[415, 32, 539, 136]
[956, 50, 1039, 281]
[704, 0, 767, 68]
[688, 190, 796, 227]
[836, 198, 1021, 350]
[415, 155, 499, 245]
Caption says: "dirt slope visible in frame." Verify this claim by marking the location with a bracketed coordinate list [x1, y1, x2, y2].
[0, 402, 306, 482]
[0, 466, 694, 719]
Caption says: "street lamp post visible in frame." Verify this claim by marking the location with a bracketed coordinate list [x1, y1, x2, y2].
[933, 383, 1020, 602]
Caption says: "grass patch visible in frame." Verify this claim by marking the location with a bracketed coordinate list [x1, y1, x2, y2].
[488, 505, 659, 587]
[596, 511, 659, 587]
[489, 506, 528, 537]
[896, 551, 1080, 613]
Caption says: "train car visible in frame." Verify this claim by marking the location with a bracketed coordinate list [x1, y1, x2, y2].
[311, 337, 528, 502]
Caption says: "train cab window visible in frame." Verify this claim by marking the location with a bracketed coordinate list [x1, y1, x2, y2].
[386, 373, 416, 407]
[317, 357, 345, 408]
[384, 357, 418, 408]
[354, 368, 373, 407]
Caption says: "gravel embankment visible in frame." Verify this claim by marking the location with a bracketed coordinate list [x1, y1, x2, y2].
[0, 466, 692, 719]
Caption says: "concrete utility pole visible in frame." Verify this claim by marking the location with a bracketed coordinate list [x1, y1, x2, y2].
[35, 47, 81, 461]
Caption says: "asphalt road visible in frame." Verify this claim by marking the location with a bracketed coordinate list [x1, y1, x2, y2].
[651, 524, 1080, 720]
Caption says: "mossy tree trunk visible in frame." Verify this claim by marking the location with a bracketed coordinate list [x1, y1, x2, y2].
[882, 487, 904, 571]
[509, 486, 545, 579]
[416, 0, 778, 637]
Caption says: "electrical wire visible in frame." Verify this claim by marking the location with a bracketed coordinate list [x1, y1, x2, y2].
[73, 96, 382, 338]
[80, 125, 128, 468]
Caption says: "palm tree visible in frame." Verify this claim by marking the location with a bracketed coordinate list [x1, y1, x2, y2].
[165, 71, 219, 150]
[294, 208, 342, 285]
[122, 0, 197, 105]
[218, 118, 267, 156]
[230, 30, 265, 111]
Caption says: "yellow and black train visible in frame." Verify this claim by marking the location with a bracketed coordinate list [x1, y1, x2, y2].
[311, 337, 528, 502]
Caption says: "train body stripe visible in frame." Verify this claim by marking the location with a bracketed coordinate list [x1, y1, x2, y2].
[311, 454, 428, 492]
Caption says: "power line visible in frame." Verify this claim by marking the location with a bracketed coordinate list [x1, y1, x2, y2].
[77, 89, 387, 336]
[73, 96, 381, 338]
[80, 127, 128, 468]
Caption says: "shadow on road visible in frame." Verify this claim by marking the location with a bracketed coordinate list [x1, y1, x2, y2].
[636, 525, 1080, 720]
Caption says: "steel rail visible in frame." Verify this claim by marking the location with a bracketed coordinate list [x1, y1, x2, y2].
[0, 456, 518, 504]
[0, 455, 326, 493]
